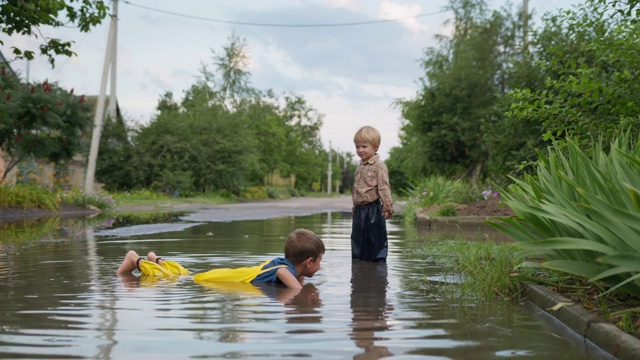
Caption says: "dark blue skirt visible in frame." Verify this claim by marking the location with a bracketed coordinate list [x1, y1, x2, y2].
[351, 200, 388, 262]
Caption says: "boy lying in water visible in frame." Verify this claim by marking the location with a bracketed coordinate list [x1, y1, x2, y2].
[116, 228, 325, 289]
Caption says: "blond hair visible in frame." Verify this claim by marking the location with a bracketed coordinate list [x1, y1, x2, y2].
[284, 229, 325, 264]
[353, 126, 381, 148]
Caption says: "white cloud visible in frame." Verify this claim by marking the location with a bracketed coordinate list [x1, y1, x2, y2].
[326, 0, 360, 11]
[378, 1, 431, 34]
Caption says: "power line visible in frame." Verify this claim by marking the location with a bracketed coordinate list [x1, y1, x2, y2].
[121, 0, 446, 28]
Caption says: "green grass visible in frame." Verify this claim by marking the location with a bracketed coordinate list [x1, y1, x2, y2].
[407, 237, 640, 337]
[409, 239, 525, 300]
[111, 190, 234, 208]
[0, 184, 60, 210]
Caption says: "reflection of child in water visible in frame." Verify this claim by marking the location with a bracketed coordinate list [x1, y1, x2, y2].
[259, 283, 322, 325]
[350, 261, 393, 359]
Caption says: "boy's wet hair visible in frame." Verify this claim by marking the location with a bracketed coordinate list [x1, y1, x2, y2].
[353, 125, 381, 148]
[285, 229, 325, 264]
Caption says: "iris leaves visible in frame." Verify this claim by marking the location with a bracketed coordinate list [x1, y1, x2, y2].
[488, 130, 640, 295]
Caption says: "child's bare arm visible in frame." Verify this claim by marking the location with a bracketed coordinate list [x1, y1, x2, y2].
[276, 267, 303, 289]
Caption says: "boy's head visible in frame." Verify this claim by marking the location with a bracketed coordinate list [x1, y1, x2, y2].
[353, 126, 381, 148]
[285, 229, 324, 278]
[284, 229, 325, 264]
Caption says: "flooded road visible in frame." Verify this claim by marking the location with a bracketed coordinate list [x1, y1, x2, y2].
[0, 198, 613, 359]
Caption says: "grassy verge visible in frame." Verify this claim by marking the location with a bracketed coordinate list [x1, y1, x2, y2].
[0, 185, 343, 214]
[0, 184, 116, 213]
[111, 189, 234, 209]
[408, 239, 640, 338]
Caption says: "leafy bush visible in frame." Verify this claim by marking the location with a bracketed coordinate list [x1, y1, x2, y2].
[0, 183, 59, 210]
[436, 204, 458, 217]
[59, 188, 116, 212]
[240, 186, 268, 199]
[404, 176, 472, 208]
[489, 131, 640, 296]
[265, 186, 295, 199]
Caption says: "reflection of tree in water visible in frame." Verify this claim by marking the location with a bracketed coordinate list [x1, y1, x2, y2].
[350, 261, 393, 359]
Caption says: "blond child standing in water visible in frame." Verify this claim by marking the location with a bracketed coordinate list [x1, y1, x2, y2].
[351, 126, 393, 262]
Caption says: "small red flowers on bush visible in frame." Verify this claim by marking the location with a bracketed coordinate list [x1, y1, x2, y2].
[43, 106, 49, 113]
[6, 92, 10, 101]
[15, 135, 21, 142]
[79, 95, 84, 104]
[57, 101, 62, 106]
[1, 67, 5, 76]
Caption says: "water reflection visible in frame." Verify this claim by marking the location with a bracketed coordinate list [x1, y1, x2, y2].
[350, 261, 393, 359]
[0, 211, 615, 359]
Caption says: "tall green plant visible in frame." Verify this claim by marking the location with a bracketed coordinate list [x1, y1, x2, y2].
[507, 0, 640, 150]
[392, 0, 530, 182]
[489, 130, 640, 295]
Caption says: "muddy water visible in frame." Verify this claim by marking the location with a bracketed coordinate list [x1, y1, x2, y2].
[0, 211, 612, 359]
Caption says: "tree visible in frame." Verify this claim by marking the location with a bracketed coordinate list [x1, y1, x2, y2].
[507, 0, 640, 150]
[392, 0, 526, 184]
[95, 111, 134, 191]
[98, 34, 328, 194]
[0, 68, 91, 180]
[0, 0, 108, 66]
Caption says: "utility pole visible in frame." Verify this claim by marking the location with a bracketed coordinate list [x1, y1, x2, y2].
[523, 0, 529, 51]
[327, 142, 332, 194]
[85, 0, 118, 193]
[335, 152, 340, 194]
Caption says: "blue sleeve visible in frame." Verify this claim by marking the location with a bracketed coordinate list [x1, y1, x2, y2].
[251, 257, 297, 284]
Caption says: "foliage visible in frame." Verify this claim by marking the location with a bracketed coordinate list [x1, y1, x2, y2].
[0, 183, 59, 210]
[111, 189, 171, 202]
[95, 113, 135, 191]
[401, 175, 475, 223]
[0, 0, 108, 66]
[409, 239, 524, 300]
[436, 204, 458, 217]
[507, 0, 640, 150]
[0, 183, 114, 213]
[58, 188, 116, 212]
[392, 0, 529, 183]
[489, 130, 640, 296]
[0, 70, 92, 179]
[240, 186, 268, 199]
[110, 189, 233, 209]
[98, 34, 327, 195]
[403, 176, 473, 209]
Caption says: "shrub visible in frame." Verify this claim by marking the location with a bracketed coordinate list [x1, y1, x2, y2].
[0, 183, 59, 210]
[489, 130, 640, 296]
[437, 204, 458, 217]
[59, 188, 116, 213]
[240, 186, 268, 199]
[404, 176, 474, 208]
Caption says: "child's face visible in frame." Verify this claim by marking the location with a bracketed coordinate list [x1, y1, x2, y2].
[304, 253, 323, 277]
[355, 142, 377, 162]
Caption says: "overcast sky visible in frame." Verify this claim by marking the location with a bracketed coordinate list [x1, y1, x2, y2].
[3, 0, 583, 160]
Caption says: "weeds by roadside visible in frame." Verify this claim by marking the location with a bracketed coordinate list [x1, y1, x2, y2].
[0, 184, 116, 213]
[407, 239, 640, 338]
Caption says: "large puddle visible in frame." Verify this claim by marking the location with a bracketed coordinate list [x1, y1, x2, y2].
[0, 211, 613, 359]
